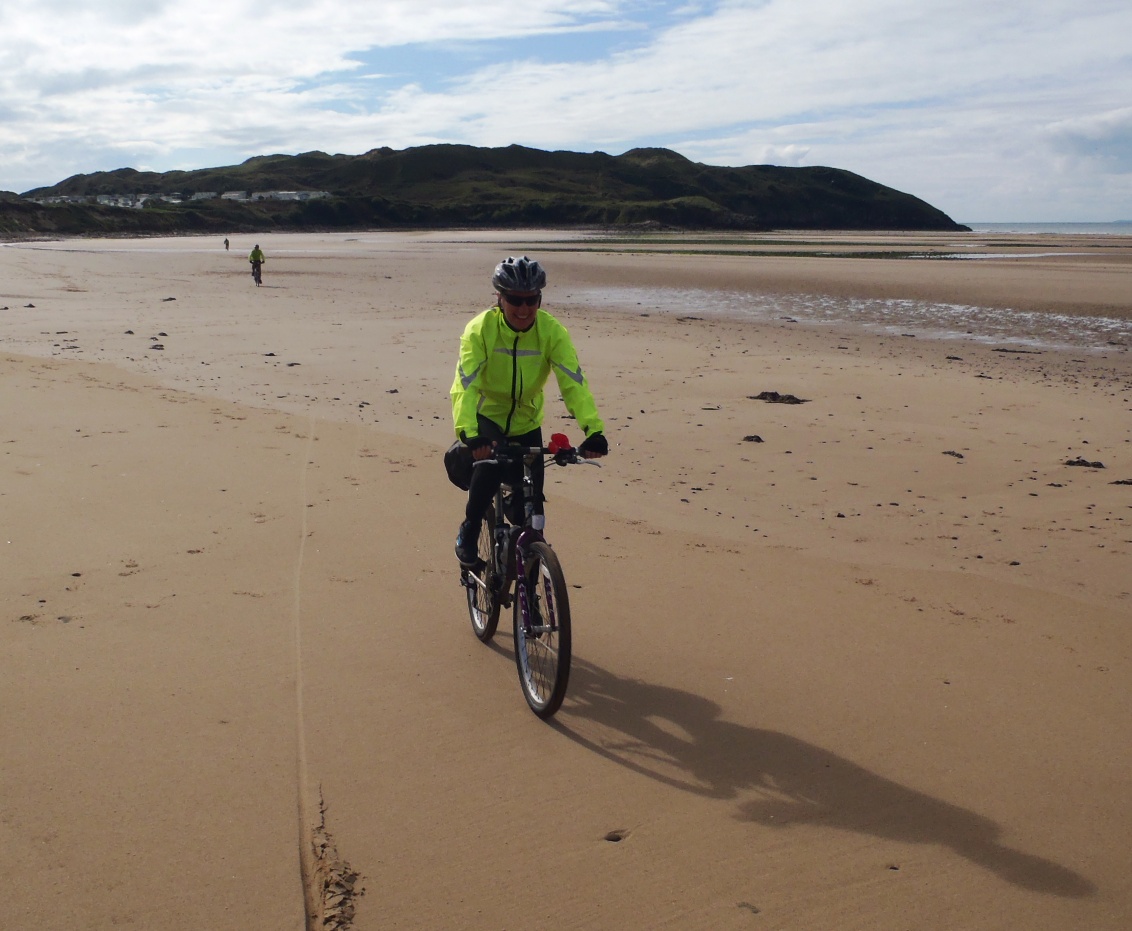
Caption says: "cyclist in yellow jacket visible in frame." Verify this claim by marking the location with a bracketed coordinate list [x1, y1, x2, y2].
[248, 244, 265, 285]
[451, 255, 608, 565]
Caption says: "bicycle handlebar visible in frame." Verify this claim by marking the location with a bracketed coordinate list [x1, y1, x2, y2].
[472, 444, 601, 468]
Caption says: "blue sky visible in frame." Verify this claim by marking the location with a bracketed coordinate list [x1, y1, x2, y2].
[2, 0, 1130, 221]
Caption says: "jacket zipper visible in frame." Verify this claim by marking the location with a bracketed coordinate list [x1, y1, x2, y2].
[503, 331, 519, 435]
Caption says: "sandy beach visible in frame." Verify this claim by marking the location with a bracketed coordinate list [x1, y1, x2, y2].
[2, 230, 1130, 930]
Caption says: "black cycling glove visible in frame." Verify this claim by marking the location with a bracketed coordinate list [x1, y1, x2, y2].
[578, 432, 609, 456]
[463, 434, 494, 452]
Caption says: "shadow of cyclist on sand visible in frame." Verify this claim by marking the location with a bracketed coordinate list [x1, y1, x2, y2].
[553, 658, 1094, 899]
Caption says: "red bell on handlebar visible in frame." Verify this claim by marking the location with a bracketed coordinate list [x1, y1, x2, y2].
[548, 433, 572, 454]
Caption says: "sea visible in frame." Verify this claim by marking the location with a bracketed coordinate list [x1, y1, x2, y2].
[964, 221, 1132, 235]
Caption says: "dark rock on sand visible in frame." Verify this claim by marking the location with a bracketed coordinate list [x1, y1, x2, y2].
[750, 391, 810, 404]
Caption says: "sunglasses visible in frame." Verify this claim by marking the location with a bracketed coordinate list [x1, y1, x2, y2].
[501, 293, 541, 307]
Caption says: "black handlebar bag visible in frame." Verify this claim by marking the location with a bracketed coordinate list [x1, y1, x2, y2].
[443, 441, 474, 491]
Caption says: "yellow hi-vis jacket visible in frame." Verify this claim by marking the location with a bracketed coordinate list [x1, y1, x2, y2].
[451, 307, 604, 443]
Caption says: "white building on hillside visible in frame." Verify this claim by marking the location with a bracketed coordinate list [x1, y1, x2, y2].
[249, 190, 330, 202]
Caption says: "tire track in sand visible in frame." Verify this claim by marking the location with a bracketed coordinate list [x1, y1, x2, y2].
[293, 413, 363, 930]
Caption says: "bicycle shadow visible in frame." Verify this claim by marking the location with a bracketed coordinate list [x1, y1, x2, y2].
[553, 658, 1094, 898]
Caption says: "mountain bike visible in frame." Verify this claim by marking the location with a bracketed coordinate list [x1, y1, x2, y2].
[251, 261, 263, 286]
[460, 434, 599, 719]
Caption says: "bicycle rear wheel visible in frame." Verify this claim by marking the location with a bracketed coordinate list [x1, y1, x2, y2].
[513, 541, 571, 718]
[464, 505, 500, 642]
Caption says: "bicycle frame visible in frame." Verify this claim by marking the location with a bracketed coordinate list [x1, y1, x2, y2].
[480, 445, 547, 609]
[461, 438, 598, 717]
[472, 442, 595, 602]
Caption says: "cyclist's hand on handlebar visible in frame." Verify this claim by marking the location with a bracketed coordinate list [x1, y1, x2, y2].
[465, 435, 496, 460]
[578, 432, 608, 459]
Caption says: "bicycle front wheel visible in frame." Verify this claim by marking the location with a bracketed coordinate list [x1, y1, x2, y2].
[513, 541, 571, 718]
[465, 505, 500, 642]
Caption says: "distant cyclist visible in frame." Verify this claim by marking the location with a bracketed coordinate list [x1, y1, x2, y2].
[248, 244, 265, 285]
[451, 255, 608, 566]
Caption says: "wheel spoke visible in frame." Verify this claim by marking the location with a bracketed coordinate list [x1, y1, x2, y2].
[514, 542, 571, 718]
[465, 506, 501, 642]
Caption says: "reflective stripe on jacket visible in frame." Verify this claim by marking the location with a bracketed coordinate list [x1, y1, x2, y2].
[451, 307, 604, 442]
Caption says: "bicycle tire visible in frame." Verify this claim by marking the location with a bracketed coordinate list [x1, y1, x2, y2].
[465, 505, 500, 642]
[513, 541, 571, 718]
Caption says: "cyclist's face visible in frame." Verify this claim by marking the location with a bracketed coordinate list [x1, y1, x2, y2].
[499, 291, 541, 331]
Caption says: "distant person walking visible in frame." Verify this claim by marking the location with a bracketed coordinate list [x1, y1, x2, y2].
[249, 244, 265, 286]
[224, 237, 229, 251]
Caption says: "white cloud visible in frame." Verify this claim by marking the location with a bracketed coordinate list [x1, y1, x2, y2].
[1, 0, 1131, 219]
[1047, 107, 1132, 174]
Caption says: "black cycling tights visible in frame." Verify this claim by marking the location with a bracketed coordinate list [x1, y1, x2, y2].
[465, 423, 544, 526]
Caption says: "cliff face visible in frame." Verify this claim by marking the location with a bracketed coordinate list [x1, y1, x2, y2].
[8, 144, 967, 235]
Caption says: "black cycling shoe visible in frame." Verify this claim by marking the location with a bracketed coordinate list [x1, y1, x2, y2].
[455, 520, 480, 567]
